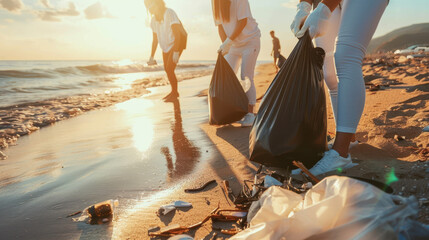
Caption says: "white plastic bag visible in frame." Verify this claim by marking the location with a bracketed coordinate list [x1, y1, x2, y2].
[231, 176, 429, 240]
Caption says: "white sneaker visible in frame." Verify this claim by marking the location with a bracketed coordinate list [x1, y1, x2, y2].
[328, 140, 359, 150]
[240, 113, 256, 127]
[308, 149, 356, 176]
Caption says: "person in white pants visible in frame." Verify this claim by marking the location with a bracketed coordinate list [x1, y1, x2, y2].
[212, 0, 261, 127]
[291, 0, 388, 175]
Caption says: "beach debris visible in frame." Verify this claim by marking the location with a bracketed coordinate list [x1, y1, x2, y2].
[158, 201, 192, 216]
[211, 209, 248, 222]
[149, 205, 219, 238]
[66, 211, 82, 218]
[293, 161, 321, 183]
[423, 126, 429, 132]
[0, 151, 7, 160]
[369, 84, 381, 91]
[168, 234, 194, 240]
[184, 179, 217, 193]
[221, 180, 236, 203]
[213, 226, 242, 235]
[419, 198, 429, 207]
[263, 175, 282, 188]
[73, 199, 119, 224]
[394, 134, 406, 141]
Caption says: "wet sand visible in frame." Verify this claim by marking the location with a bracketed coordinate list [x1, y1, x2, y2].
[0, 69, 212, 156]
[1, 54, 428, 239]
[0, 75, 216, 239]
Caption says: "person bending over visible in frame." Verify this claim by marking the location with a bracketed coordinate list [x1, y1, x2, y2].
[145, 0, 185, 102]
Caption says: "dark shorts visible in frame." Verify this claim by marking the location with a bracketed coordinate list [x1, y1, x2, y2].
[273, 51, 280, 58]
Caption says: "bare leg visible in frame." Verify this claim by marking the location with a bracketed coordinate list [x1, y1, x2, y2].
[332, 132, 353, 157]
[273, 57, 278, 72]
[163, 51, 180, 100]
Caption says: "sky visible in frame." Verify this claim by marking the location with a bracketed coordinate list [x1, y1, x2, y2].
[0, 0, 427, 61]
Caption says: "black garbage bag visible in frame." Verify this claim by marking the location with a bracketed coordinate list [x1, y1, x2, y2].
[249, 33, 327, 169]
[277, 54, 287, 69]
[208, 54, 248, 125]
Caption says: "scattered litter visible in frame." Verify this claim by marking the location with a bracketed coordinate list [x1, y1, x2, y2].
[230, 176, 429, 239]
[394, 134, 406, 141]
[168, 234, 194, 240]
[0, 151, 6, 160]
[73, 199, 118, 224]
[158, 201, 192, 216]
[184, 180, 216, 193]
[148, 226, 160, 232]
[263, 176, 282, 188]
[66, 211, 82, 218]
[423, 126, 429, 132]
[369, 84, 381, 91]
[221, 180, 236, 203]
[149, 205, 219, 237]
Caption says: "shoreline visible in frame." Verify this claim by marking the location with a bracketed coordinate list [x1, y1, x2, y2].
[0, 69, 213, 158]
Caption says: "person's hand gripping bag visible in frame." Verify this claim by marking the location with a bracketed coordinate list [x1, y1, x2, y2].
[208, 54, 248, 125]
[249, 32, 327, 169]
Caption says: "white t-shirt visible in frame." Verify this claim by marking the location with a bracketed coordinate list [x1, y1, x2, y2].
[213, 0, 261, 47]
[150, 8, 181, 53]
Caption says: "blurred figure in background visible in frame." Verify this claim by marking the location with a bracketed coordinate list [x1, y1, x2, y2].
[270, 30, 281, 73]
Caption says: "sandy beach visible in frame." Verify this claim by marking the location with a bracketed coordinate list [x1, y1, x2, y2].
[0, 54, 428, 239]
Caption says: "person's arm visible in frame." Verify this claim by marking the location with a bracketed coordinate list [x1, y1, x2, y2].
[218, 25, 227, 42]
[171, 24, 182, 52]
[229, 18, 247, 41]
[150, 32, 158, 59]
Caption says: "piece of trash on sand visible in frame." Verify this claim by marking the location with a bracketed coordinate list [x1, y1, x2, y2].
[263, 175, 282, 188]
[423, 126, 429, 132]
[73, 199, 118, 224]
[184, 180, 216, 193]
[168, 234, 194, 240]
[0, 151, 7, 160]
[158, 201, 192, 215]
[394, 134, 406, 141]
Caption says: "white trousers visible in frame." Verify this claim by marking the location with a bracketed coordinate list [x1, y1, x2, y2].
[314, 0, 388, 133]
[225, 38, 261, 106]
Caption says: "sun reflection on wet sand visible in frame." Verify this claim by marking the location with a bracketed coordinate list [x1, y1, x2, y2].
[115, 98, 155, 154]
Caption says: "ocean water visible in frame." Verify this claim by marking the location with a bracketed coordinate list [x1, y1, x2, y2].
[0, 60, 214, 108]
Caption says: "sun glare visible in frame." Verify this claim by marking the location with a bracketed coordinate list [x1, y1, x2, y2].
[115, 98, 155, 154]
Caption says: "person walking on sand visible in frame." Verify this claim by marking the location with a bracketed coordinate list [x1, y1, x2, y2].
[290, 0, 388, 175]
[211, 0, 261, 127]
[145, 0, 186, 102]
[270, 30, 281, 73]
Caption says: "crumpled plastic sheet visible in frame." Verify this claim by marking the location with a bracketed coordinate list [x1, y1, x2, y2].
[231, 176, 429, 240]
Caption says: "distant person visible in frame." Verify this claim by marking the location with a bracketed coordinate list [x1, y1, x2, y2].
[291, 0, 388, 175]
[270, 30, 281, 72]
[144, 0, 187, 102]
[211, 0, 261, 127]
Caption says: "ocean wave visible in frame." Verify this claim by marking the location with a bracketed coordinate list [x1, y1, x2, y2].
[0, 70, 53, 79]
[0, 63, 212, 79]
